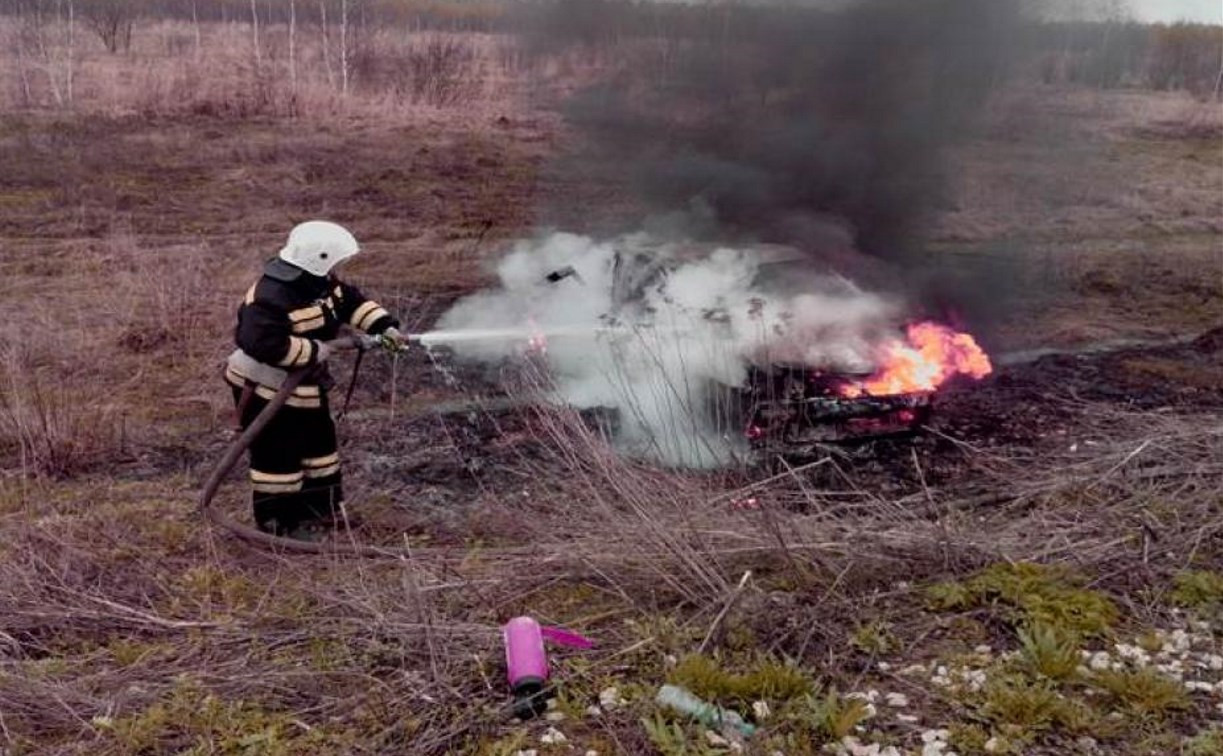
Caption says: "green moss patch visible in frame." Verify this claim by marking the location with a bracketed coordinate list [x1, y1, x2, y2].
[926, 562, 1118, 639]
[669, 653, 815, 708]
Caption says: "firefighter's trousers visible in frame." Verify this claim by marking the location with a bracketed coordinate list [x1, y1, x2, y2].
[231, 386, 343, 534]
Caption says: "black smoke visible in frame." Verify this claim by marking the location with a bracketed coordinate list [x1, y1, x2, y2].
[527, 0, 1026, 270]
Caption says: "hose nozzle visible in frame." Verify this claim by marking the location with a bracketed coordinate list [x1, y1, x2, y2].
[354, 333, 408, 353]
[378, 332, 408, 353]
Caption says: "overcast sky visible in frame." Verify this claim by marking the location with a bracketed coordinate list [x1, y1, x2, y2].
[1126, 0, 1222, 23]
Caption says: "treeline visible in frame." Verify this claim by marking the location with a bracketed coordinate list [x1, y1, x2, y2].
[2, 0, 1220, 97]
[0, 0, 510, 35]
[1034, 21, 1222, 96]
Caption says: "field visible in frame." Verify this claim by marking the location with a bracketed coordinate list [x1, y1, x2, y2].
[0, 7, 1221, 756]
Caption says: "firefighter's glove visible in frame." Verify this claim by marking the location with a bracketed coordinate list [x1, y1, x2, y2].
[381, 327, 408, 353]
[314, 340, 333, 363]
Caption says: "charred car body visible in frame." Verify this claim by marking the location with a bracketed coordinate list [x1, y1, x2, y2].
[550, 244, 935, 454]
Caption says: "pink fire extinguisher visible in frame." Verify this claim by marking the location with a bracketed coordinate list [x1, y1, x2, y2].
[503, 616, 592, 718]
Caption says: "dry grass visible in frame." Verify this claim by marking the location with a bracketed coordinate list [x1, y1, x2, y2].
[931, 85, 1223, 349]
[0, 341, 122, 478]
[0, 382, 1218, 751]
[1, 17, 529, 121]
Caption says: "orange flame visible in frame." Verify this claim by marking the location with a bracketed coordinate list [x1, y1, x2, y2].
[526, 318, 548, 355]
[843, 321, 992, 397]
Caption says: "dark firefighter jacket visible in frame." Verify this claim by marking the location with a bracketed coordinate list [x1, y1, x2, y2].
[225, 258, 399, 408]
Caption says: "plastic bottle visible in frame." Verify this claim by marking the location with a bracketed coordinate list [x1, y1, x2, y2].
[503, 616, 550, 718]
[656, 684, 757, 737]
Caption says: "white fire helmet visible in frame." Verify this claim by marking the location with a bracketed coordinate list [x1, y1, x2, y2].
[277, 220, 360, 277]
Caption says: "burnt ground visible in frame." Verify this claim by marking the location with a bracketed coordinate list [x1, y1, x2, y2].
[172, 324, 1223, 549]
[936, 328, 1223, 448]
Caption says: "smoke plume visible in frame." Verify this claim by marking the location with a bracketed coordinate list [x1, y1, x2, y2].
[534, 0, 1023, 268]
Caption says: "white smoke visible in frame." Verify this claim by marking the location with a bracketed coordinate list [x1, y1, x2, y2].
[435, 232, 899, 467]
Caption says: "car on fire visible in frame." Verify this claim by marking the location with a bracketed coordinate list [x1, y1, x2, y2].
[545, 244, 983, 454]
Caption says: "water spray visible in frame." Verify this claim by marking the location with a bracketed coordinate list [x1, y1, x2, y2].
[405, 324, 684, 349]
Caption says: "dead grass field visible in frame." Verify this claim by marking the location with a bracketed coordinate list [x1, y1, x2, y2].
[0, 15, 1220, 756]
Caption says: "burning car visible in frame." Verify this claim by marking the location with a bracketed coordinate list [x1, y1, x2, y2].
[555, 244, 994, 452]
[733, 320, 991, 452]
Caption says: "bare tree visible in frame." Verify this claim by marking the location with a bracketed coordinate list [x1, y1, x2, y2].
[11, 8, 35, 106]
[340, 0, 349, 94]
[249, 0, 260, 63]
[8, 0, 76, 105]
[191, 0, 200, 58]
[1214, 41, 1223, 100]
[81, 0, 138, 54]
[63, 0, 72, 102]
[289, 0, 297, 91]
[320, 0, 334, 88]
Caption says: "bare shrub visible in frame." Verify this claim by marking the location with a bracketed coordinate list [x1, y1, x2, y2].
[0, 16, 514, 117]
[131, 58, 296, 119]
[352, 33, 482, 107]
[81, 0, 139, 55]
[160, 30, 196, 58]
[3, 9, 75, 108]
[0, 340, 120, 478]
[107, 233, 229, 365]
[404, 35, 481, 106]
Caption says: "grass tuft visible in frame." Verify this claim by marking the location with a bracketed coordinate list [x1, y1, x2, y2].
[978, 674, 1066, 732]
[1090, 667, 1192, 719]
[1170, 570, 1223, 611]
[1018, 623, 1081, 681]
[641, 713, 717, 756]
[1185, 728, 1223, 756]
[851, 620, 899, 656]
[669, 653, 815, 708]
[791, 688, 874, 743]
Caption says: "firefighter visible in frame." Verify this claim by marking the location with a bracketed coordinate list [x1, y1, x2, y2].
[225, 220, 404, 540]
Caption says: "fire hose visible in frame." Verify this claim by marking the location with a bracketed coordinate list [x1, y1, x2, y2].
[198, 327, 560, 556]
[199, 333, 416, 557]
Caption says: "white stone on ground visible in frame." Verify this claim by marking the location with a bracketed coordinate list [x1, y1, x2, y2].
[598, 686, 624, 709]
[539, 727, 566, 745]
